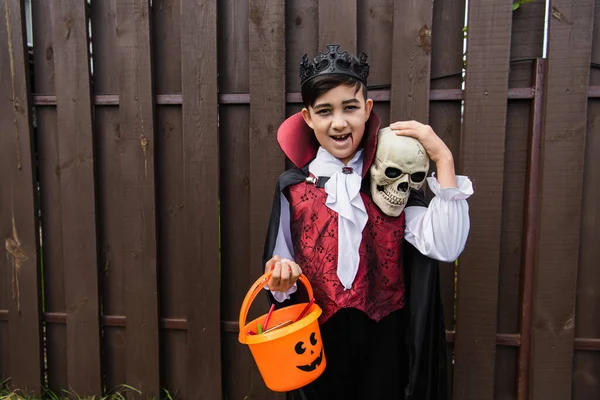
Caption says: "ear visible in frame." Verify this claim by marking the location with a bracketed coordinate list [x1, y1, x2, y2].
[301, 107, 315, 130]
[364, 98, 373, 119]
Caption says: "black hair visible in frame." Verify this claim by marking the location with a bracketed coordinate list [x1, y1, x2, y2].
[301, 74, 368, 108]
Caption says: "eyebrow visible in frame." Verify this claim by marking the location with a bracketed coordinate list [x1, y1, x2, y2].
[313, 98, 360, 110]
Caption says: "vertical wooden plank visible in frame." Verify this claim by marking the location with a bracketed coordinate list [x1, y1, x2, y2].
[249, 0, 286, 276]
[498, 3, 546, 399]
[151, 0, 186, 395]
[181, 0, 221, 398]
[318, 0, 356, 52]
[248, 0, 286, 397]
[390, 0, 434, 123]
[357, 0, 393, 126]
[0, 0, 42, 393]
[88, 0, 126, 391]
[114, 1, 160, 397]
[31, 0, 68, 390]
[429, 0, 466, 397]
[49, 0, 102, 395]
[508, 0, 546, 87]
[429, 0, 465, 329]
[531, 0, 595, 398]
[218, 0, 272, 397]
[286, 0, 318, 92]
[573, 2, 600, 399]
[500, 0, 546, 335]
[357, 0, 393, 86]
[453, 1, 513, 399]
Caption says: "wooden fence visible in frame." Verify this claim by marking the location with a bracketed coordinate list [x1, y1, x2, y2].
[1, 0, 599, 399]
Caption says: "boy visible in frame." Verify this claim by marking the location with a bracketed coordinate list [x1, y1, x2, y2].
[261, 45, 473, 399]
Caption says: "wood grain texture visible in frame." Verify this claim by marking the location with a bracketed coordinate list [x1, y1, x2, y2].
[49, 0, 102, 395]
[429, 0, 466, 397]
[453, 1, 513, 399]
[319, 0, 356, 52]
[89, 0, 127, 390]
[0, 0, 43, 393]
[390, 0, 434, 123]
[180, 0, 221, 398]
[572, 2, 600, 399]
[286, 0, 318, 92]
[357, 0, 393, 87]
[531, 1, 595, 399]
[357, 0, 393, 126]
[30, 0, 68, 391]
[503, 3, 546, 400]
[248, 2, 286, 398]
[151, 0, 187, 394]
[115, 1, 160, 397]
[218, 0, 273, 397]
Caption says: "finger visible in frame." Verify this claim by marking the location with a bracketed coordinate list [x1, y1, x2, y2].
[290, 263, 302, 282]
[280, 261, 291, 287]
[268, 261, 282, 290]
[265, 255, 281, 273]
[389, 120, 418, 130]
[393, 128, 420, 139]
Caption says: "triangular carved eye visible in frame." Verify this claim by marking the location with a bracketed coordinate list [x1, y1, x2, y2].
[385, 167, 402, 178]
[411, 172, 426, 183]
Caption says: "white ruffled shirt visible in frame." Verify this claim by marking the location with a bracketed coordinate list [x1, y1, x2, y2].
[271, 147, 473, 301]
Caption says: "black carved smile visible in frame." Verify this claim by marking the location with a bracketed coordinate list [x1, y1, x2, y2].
[296, 349, 323, 372]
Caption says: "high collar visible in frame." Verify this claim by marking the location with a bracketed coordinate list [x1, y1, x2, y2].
[276, 111, 381, 178]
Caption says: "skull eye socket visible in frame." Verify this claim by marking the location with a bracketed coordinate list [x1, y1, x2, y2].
[385, 167, 403, 178]
[310, 332, 318, 346]
[295, 341, 306, 355]
[411, 172, 426, 183]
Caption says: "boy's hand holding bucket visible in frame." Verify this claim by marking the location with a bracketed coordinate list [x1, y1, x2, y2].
[264, 255, 302, 292]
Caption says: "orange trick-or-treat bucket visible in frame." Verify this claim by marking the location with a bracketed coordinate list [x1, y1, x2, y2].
[238, 271, 326, 392]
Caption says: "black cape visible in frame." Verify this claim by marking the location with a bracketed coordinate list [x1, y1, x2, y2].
[261, 166, 448, 400]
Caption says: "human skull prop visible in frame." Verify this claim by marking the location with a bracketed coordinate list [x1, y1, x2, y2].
[370, 127, 430, 216]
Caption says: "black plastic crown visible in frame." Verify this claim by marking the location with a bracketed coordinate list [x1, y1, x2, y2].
[299, 44, 369, 87]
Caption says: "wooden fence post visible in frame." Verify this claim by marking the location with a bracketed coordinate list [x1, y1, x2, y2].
[50, 0, 102, 395]
[0, 0, 43, 393]
[453, 1, 513, 399]
[531, 1, 595, 399]
[180, 0, 221, 398]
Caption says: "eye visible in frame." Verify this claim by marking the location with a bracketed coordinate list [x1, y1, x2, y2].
[411, 172, 426, 183]
[310, 332, 317, 346]
[385, 167, 402, 179]
[315, 109, 330, 115]
[345, 105, 359, 111]
[295, 341, 306, 354]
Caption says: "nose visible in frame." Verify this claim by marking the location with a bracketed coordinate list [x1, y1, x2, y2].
[398, 182, 409, 192]
[331, 113, 347, 131]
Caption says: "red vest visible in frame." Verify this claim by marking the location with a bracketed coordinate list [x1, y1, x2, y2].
[285, 180, 406, 323]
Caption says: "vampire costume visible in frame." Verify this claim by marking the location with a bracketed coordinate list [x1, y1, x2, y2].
[258, 44, 473, 400]
[260, 110, 473, 400]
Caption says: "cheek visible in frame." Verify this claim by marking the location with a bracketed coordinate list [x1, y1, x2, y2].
[311, 120, 329, 137]
[351, 125, 366, 143]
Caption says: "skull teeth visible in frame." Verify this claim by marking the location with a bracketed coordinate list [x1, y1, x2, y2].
[379, 187, 406, 206]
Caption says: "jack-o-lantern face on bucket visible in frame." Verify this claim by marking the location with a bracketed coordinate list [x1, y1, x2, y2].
[295, 332, 323, 372]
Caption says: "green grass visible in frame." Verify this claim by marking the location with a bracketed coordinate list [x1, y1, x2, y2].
[0, 381, 175, 400]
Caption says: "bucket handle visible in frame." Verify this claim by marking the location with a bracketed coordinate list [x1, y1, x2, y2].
[238, 271, 314, 340]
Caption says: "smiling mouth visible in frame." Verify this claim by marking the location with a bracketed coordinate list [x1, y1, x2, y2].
[331, 133, 351, 141]
[296, 349, 324, 372]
